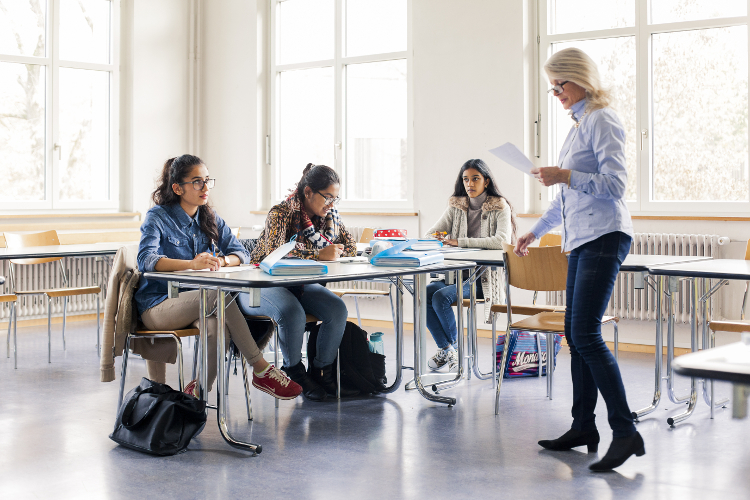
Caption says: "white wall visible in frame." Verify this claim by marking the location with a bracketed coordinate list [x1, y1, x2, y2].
[199, 0, 266, 228]
[120, 0, 191, 216]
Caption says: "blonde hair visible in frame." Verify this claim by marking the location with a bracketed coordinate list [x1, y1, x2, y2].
[544, 47, 611, 111]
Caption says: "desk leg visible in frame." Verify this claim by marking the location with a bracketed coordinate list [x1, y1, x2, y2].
[413, 273, 457, 406]
[633, 275, 664, 420]
[199, 287, 209, 407]
[666, 277, 691, 405]
[382, 277, 404, 394]
[732, 384, 750, 419]
[667, 279, 699, 426]
[700, 278, 729, 414]
[428, 270, 465, 392]
[216, 288, 262, 453]
[471, 269, 493, 380]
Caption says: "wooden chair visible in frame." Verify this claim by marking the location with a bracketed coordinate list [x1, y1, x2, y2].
[4, 230, 101, 364]
[539, 233, 562, 247]
[493, 242, 619, 414]
[3, 293, 18, 368]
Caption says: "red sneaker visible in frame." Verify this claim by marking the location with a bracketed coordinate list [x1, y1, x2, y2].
[183, 378, 199, 398]
[252, 365, 302, 400]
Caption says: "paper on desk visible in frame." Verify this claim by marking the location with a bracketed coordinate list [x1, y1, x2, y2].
[489, 142, 535, 175]
[177, 266, 249, 273]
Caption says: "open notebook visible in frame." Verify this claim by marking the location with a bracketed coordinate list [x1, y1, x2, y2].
[259, 236, 327, 276]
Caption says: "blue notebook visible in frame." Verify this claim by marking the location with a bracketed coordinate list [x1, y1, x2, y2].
[260, 236, 328, 276]
[370, 239, 445, 268]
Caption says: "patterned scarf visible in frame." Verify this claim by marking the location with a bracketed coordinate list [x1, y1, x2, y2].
[286, 193, 340, 251]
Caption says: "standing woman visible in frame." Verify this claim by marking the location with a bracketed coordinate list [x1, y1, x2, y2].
[423, 159, 516, 371]
[136, 154, 301, 401]
[515, 48, 641, 471]
[240, 164, 357, 401]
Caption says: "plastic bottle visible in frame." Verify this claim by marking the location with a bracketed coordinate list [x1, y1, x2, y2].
[368, 332, 384, 355]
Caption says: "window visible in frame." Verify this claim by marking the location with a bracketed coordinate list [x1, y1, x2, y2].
[0, 0, 119, 210]
[270, 0, 410, 208]
[538, 0, 749, 213]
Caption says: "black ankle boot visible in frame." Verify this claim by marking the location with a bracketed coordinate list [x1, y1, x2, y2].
[309, 364, 359, 398]
[538, 428, 600, 453]
[589, 431, 645, 471]
[282, 362, 327, 402]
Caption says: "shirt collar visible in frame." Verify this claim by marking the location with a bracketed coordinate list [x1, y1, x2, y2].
[569, 99, 587, 123]
[166, 203, 200, 228]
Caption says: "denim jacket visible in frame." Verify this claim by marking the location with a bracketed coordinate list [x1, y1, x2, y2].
[135, 204, 249, 314]
[530, 99, 634, 251]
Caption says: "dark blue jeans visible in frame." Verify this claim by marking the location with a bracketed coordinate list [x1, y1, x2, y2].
[426, 280, 473, 350]
[565, 231, 635, 438]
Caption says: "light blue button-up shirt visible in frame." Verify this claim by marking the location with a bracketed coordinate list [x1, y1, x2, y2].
[530, 99, 634, 251]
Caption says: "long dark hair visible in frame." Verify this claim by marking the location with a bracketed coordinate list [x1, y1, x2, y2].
[294, 163, 340, 202]
[152, 154, 219, 243]
[451, 158, 518, 243]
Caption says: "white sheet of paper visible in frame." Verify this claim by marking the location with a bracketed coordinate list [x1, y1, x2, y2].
[489, 142, 535, 176]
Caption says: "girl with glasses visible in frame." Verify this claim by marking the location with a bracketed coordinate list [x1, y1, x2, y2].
[135, 154, 302, 401]
[239, 163, 358, 401]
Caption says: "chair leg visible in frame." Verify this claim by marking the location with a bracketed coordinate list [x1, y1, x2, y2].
[175, 337, 184, 392]
[96, 294, 101, 356]
[491, 312, 497, 389]
[224, 346, 232, 396]
[336, 349, 341, 400]
[13, 303, 17, 369]
[6, 303, 11, 359]
[273, 325, 280, 409]
[354, 297, 362, 329]
[546, 332, 554, 400]
[613, 322, 619, 362]
[241, 355, 253, 421]
[192, 335, 200, 381]
[47, 296, 52, 363]
[535, 333, 543, 378]
[118, 335, 132, 411]
[495, 326, 513, 415]
[62, 297, 67, 351]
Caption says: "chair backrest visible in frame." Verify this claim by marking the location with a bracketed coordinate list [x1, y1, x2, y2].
[539, 233, 562, 247]
[4, 230, 63, 265]
[502, 242, 568, 292]
[744, 239, 750, 261]
[359, 227, 374, 244]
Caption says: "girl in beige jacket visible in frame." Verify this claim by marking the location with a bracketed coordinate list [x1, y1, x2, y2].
[424, 159, 517, 371]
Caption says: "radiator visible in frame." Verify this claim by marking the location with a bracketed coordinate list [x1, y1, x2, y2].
[546, 233, 724, 324]
[0, 257, 109, 322]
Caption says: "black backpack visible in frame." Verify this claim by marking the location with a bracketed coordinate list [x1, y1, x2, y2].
[307, 321, 387, 395]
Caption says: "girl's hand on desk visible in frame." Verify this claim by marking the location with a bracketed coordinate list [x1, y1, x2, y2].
[531, 166, 570, 187]
[318, 244, 344, 261]
[442, 239, 458, 247]
[191, 252, 222, 271]
[514, 232, 536, 257]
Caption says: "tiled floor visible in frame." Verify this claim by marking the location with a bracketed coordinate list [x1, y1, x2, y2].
[1, 320, 749, 499]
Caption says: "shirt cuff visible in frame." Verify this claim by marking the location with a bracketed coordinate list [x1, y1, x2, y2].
[568, 170, 589, 192]
[142, 253, 165, 272]
[230, 252, 248, 264]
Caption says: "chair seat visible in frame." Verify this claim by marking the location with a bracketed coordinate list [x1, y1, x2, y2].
[491, 304, 565, 316]
[0, 294, 17, 303]
[16, 286, 101, 298]
[511, 312, 618, 332]
[331, 289, 390, 297]
[451, 298, 486, 307]
[709, 320, 750, 333]
[134, 328, 200, 338]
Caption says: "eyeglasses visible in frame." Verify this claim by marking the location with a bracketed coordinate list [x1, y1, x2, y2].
[547, 81, 570, 95]
[178, 178, 216, 190]
[315, 191, 340, 206]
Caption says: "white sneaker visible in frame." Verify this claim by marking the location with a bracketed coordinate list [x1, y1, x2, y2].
[428, 348, 457, 371]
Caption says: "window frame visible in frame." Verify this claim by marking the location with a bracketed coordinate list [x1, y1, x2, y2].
[537, 0, 750, 214]
[0, 0, 120, 211]
[269, 0, 413, 211]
